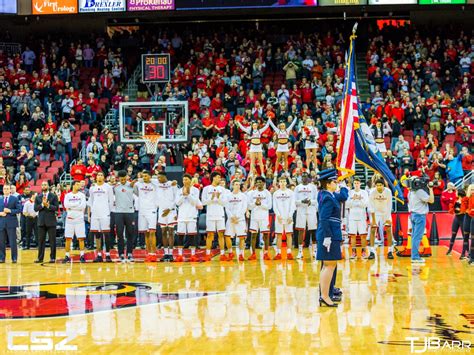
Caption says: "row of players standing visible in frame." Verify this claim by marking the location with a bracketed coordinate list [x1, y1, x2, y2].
[56, 168, 395, 264]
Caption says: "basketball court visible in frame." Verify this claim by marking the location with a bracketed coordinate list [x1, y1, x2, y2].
[1, 247, 472, 353]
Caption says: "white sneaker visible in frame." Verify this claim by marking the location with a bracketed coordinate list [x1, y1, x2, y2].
[296, 251, 303, 259]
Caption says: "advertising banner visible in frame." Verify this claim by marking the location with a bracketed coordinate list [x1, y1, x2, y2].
[419, 0, 465, 4]
[0, 0, 17, 13]
[127, 0, 175, 10]
[369, 0, 416, 4]
[79, 0, 126, 12]
[32, 0, 78, 15]
[319, 0, 366, 5]
[176, 1, 318, 10]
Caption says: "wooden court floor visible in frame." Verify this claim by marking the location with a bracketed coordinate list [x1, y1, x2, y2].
[0, 246, 472, 354]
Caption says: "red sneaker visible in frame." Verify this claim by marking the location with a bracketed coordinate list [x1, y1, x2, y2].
[239, 255, 245, 262]
[228, 252, 235, 261]
[273, 253, 282, 260]
[248, 253, 257, 261]
[189, 255, 199, 262]
[287, 253, 294, 260]
[175, 255, 184, 262]
[145, 254, 157, 262]
[219, 254, 228, 261]
[263, 253, 271, 260]
[203, 254, 212, 262]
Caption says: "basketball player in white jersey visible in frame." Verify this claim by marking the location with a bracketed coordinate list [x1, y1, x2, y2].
[175, 174, 202, 262]
[63, 180, 87, 263]
[88, 171, 115, 262]
[346, 177, 369, 260]
[134, 170, 159, 262]
[368, 178, 395, 259]
[155, 171, 178, 262]
[273, 176, 296, 260]
[247, 176, 272, 260]
[224, 180, 248, 261]
[202, 172, 227, 262]
[294, 172, 318, 259]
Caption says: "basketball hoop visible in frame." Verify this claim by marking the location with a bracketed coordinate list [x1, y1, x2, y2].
[143, 134, 161, 155]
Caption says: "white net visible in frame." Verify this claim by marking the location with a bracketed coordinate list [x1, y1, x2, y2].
[143, 135, 161, 155]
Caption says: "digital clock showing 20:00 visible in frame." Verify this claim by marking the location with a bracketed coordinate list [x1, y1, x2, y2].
[141, 54, 171, 83]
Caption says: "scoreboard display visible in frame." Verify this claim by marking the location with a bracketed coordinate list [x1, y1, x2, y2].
[141, 54, 171, 83]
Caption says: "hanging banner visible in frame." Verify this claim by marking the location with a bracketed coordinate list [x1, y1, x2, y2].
[418, 0, 466, 4]
[32, 0, 78, 14]
[369, 0, 416, 4]
[79, 0, 127, 12]
[319, 0, 366, 5]
[127, 0, 175, 11]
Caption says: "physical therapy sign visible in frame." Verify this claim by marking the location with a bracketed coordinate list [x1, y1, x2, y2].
[127, 0, 175, 11]
[79, 0, 126, 12]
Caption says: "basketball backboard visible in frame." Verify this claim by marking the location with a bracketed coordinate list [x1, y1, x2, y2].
[118, 101, 189, 144]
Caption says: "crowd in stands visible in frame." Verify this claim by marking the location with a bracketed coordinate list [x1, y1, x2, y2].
[0, 23, 472, 213]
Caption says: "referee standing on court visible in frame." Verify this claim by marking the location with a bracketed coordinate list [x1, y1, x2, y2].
[113, 170, 136, 262]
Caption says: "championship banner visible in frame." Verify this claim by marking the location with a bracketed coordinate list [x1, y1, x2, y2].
[32, 0, 77, 14]
[127, 0, 175, 11]
[79, 0, 126, 12]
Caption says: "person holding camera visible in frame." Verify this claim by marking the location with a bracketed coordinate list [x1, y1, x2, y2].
[407, 177, 434, 263]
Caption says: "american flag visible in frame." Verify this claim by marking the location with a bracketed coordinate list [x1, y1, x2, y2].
[336, 36, 358, 180]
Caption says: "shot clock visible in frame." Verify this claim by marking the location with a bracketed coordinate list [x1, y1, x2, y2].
[141, 54, 171, 83]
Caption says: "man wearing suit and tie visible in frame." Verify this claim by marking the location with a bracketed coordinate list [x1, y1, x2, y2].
[0, 184, 22, 263]
[34, 181, 59, 263]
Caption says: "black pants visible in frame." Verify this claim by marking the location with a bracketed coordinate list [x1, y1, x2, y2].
[24, 217, 38, 249]
[37, 226, 57, 261]
[0, 227, 17, 261]
[115, 213, 135, 256]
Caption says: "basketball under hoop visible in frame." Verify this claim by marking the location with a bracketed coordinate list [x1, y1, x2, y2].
[143, 134, 161, 155]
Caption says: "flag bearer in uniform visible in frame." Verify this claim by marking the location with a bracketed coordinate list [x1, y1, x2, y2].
[316, 169, 348, 307]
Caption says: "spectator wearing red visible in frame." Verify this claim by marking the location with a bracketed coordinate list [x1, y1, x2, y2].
[183, 151, 199, 175]
[441, 182, 457, 211]
[86, 92, 99, 122]
[71, 159, 87, 181]
[85, 159, 102, 180]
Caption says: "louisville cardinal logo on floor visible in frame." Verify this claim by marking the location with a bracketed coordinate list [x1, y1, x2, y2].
[0, 282, 219, 319]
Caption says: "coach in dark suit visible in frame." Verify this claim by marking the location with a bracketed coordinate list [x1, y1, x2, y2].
[34, 181, 59, 263]
[0, 184, 22, 263]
